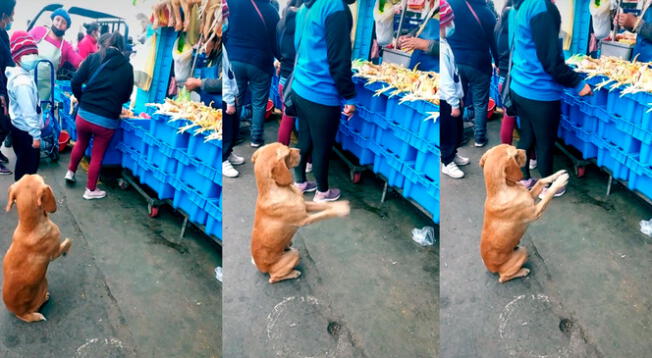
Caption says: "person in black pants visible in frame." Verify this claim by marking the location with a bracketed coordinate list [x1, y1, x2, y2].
[0, 0, 16, 175]
[221, 47, 244, 178]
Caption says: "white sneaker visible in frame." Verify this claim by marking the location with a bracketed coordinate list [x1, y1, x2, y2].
[83, 188, 106, 200]
[222, 161, 239, 178]
[454, 153, 470, 166]
[228, 152, 245, 166]
[306, 162, 312, 173]
[64, 170, 76, 183]
[529, 159, 537, 170]
[442, 162, 464, 179]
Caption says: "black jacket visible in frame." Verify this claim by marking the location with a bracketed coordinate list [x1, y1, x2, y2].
[277, 6, 299, 79]
[495, 6, 511, 75]
[72, 48, 134, 119]
[0, 29, 13, 98]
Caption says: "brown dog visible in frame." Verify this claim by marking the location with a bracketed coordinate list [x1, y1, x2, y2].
[479, 144, 568, 283]
[3, 175, 72, 322]
[251, 143, 350, 283]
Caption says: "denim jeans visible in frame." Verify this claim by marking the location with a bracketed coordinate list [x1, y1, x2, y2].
[457, 64, 491, 143]
[230, 61, 272, 144]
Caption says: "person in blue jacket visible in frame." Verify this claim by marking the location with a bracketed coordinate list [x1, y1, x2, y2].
[399, 2, 440, 72]
[290, 0, 357, 202]
[509, 0, 592, 197]
[617, 5, 652, 62]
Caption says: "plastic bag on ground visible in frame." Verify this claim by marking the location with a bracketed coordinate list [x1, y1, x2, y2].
[215, 266, 223, 282]
[412, 226, 435, 246]
[640, 219, 652, 237]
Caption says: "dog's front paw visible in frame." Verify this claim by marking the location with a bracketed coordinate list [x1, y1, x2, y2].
[331, 201, 351, 217]
[552, 173, 569, 190]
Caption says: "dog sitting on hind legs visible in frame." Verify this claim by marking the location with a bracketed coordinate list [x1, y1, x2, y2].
[479, 144, 568, 283]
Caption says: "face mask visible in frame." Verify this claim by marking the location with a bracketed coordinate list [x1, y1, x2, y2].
[19, 54, 40, 72]
[51, 25, 65, 37]
[445, 23, 455, 38]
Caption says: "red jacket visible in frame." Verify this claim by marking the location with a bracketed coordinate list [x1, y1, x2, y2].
[77, 34, 98, 60]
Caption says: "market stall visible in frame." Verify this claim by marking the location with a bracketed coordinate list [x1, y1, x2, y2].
[53, 1, 223, 243]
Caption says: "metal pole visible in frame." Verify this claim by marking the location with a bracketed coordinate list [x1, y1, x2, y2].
[394, 0, 409, 48]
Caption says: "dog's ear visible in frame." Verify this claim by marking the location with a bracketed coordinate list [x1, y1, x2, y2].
[505, 147, 524, 182]
[271, 146, 293, 186]
[5, 183, 15, 212]
[479, 150, 490, 168]
[38, 185, 57, 213]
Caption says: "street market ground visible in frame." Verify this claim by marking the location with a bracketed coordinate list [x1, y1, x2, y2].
[223, 117, 438, 358]
[440, 118, 652, 358]
[0, 149, 221, 357]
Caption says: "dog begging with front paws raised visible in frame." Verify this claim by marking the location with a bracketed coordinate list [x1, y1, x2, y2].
[251, 143, 350, 283]
[479, 144, 568, 283]
[4, 174, 72, 322]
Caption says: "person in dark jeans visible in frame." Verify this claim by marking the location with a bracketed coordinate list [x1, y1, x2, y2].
[0, 0, 15, 175]
[225, 0, 279, 148]
[510, 0, 591, 197]
[291, 0, 357, 202]
[66, 32, 134, 200]
[6, 31, 40, 181]
[448, 0, 499, 147]
[221, 47, 244, 178]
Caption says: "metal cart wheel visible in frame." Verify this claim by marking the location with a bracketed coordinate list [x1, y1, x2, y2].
[117, 178, 129, 190]
[351, 171, 362, 184]
[147, 203, 160, 218]
[576, 166, 586, 178]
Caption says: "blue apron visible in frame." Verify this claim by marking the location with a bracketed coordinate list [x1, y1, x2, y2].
[408, 19, 439, 71]
[633, 7, 652, 62]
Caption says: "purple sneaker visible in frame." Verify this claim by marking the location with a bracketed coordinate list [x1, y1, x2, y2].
[294, 181, 317, 193]
[0, 164, 11, 175]
[313, 188, 341, 202]
[538, 185, 566, 199]
[519, 178, 537, 190]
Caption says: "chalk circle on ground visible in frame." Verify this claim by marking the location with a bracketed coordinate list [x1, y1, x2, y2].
[266, 295, 344, 358]
[498, 294, 571, 358]
[74, 337, 127, 358]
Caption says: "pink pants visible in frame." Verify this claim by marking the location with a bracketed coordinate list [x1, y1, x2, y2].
[277, 83, 294, 145]
[68, 115, 116, 190]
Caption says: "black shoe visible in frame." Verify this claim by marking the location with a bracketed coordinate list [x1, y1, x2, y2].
[0, 151, 8, 164]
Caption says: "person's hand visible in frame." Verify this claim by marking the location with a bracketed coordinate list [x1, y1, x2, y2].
[578, 83, 592, 97]
[399, 36, 430, 51]
[226, 104, 236, 115]
[184, 77, 202, 91]
[617, 13, 638, 30]
[451, 107, 461, 117]
[274, 61, 281, 76]
[342, 104, 356, 118]
[32, 139, 40, 149]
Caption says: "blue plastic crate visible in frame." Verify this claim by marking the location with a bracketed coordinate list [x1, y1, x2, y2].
[150, 114, 190, 148]
[270, 74, 282, 110]
[205, 199, 222, 240]
[187, 133, 220, 168]
[134, 28, 176, 114]
[338, 125, 376, 165]
[606, 87, 646, 128]
[176, 153, 221, 198]
[346, 108, 378, 140]
[121, 117, 151, 155]
[364, 82, 389, 115]
[84, 129, 123, 166]
[375, 124, 417, 162]
[402, 164, 439, 223]
[170, 179, 209, 225]
[626, 157, 652, 200]
[597, 116, 641, 154]
[596, 141, 630, 180]
[139, 161, 176, 199]
[146, 139, 179, 176]
[490, 75, 502, 108]
[372, 149, 406, 189]
[117, 144, 141, 175]
[559, 119, 598, 160]
[416, 117, 438, 148]
[353, 78, 374, 109]
[415, 147, 439, 183]
[61, 112, 77, 142]
[632, 127, 652, 166]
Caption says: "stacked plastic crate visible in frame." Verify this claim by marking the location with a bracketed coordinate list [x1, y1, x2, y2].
[337, 77, 440, 223]
[117, 115, 222, 242]
[560, 75, 652, 200]
[54, 80, 77, 141]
